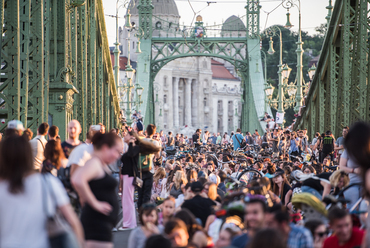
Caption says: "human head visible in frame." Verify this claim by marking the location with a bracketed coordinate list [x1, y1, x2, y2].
[144, 235, 171, 248]
[328, 207, 353, 244]
[264, 205, 291, 238]
[244, 195, 267, 232]
[342, 126, 349, 138]
[302, 164, 316, 174]
[187, 169, 198, 183]
[6, 120, 25, 136]
[0, 135, 33, 194]
[22, 128, 33, 141]
[162, 196, 176, 218]
[146, 124, 156, 137]
[203, 182, 218, 201]
[191, 181, 204, 194]
[304, 219, 327, 246]
[329, 170, 349, 189]
[91, 132, 123, 164]
[322, 156, 331, 166]
[98, 123, 106, 134]
[48, 125, 59, 140]
[139, 203, 158, 226]
[67, 120, 81, 140]
[253, 162, 263, 171]
[164, 219, 189, 248]
[248, 228, 286, 248]
[215, 228, 240, 248]
[236, 128, 241, 133]
[44, 140, 65, 169]
[38, 122, 49, 136]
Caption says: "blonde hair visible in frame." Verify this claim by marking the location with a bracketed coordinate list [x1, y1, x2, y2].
[174, 171, 188, 189]
[329, 170, 350, 188]
[204, 182, 218, 201]
[153, 167, 166, 185]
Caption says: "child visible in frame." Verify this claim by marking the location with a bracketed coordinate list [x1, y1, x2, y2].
[158, 196, 176, 226]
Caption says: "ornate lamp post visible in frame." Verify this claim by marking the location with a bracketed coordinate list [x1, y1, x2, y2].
[282, 0, 303, 114]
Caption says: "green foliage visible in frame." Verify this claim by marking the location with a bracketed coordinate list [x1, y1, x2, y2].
[261, 24, 325, 126]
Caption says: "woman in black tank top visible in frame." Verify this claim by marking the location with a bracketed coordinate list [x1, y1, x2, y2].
[72, 133, 123, 247]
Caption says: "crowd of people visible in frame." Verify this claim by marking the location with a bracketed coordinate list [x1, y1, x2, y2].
[1, 118, 370, 248]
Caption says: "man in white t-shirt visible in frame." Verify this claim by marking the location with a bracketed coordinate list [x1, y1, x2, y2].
[29, 123, 49, 171]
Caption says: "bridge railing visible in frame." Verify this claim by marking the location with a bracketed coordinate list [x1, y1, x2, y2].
[0, 0, 120, 140]
[294, 0, 370, 138]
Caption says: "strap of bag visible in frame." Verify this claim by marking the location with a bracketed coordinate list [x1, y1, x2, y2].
[236, 135, 243, 146]
[37, 138, 45, 150]
[139, 153, 142, 179]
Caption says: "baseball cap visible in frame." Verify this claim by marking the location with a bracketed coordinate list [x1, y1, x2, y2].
[191, 181, 204, 193]
[272, 168, 285, 178]
[7, 120, 25, 131]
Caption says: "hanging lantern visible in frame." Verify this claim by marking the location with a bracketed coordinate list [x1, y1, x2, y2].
[268, 37, 275, 55]
[284, 12, 293, 29]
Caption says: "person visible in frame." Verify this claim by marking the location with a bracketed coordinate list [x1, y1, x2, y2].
[321, 131, 335, 162]
[214, 228, 240, 248]
[272, 169, 292, 208]
[48, 125, 60, 141]
[290, 132, 300, 157]
[323, 207, 364, 248]
[232, 128, 245, 151]
[159, 130, 167, 148]
[245, 132, 254, 145]
[137, 124, 161, 209]
[304, 219, 328, 248]
[41, 140, 66, 176]
[120, 130, 160, 230]
[216, 133, 222, 145]
[302, 164, 316, 174]
[329, 170, 350, 196]
[22, 128, 33, 141]
[158, 196, 176, 226]
[71, 132, 123, 247]
[264, 205, 314, 248]
[170, 171, 188, 198]
[0, 135, 84, 248]
[231, 195, 267, 248]
[181, 181, 216, 227]
[211, 133, 217, 145]
[248, 228, 286, 248]
[151, 167, 166, 202]
[4, 120, 25, 138]
[128, 204, 160, 248]
[269, 129, 280, 157]
[164, 218, 197, 248]
[193, 129, 202, 149]
[334, 126, 348, 161]
[144, 235, 171, 248]
[29, 122, 49, 171]
[167, 132, 175, 149]
[174, 209, 212, 248]
[62, 120, 83, 158]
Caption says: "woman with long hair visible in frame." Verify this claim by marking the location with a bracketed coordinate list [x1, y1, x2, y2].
[72, 133, 123, 248]
[0, 135, 83, 247]
[151, 167, 166, 202]
[329, 169, 350, 196]
[119, 130, 161, 230]
[170, 170, 188, 198]
[302, 164, 316, 174]
[41, 140, 66, 176]
[187, 169, 198, 183]
[272, 170, 292, 208]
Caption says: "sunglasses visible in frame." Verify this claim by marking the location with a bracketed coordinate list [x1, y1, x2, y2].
[315, 231, 328, 238]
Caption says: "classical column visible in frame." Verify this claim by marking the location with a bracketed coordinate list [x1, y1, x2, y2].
[191, 79, 198, 127]
[223, 99, 228, 133]
[173, 77, 179, 128]
[184, 78, 192, 127]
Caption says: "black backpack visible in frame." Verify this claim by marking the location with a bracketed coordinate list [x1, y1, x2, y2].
[57, 166, 73, 191]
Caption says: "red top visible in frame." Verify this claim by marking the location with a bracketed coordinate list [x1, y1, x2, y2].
[323, 227, 364, 248]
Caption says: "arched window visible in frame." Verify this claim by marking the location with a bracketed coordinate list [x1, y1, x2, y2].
[204, 97, 207, 107]
[155, 21, 162, 30]
[164, 94, 167, 104]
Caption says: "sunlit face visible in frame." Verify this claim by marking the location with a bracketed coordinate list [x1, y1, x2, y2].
[330, 215, 352, 244]
[167, 228, 189, 247]
[338, 176, 345, 189]
[142, 210, 157, 225]
[215, 230, 232, 248]
[342, 129, 348, 138]
[163, 200, 175, 218]
[124, 132, 133, 143]
[245, 202, 265, 231]
[303, 168, 311, 174]
[68, 120, 81, 139]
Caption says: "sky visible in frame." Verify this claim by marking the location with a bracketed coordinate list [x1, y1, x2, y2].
[102, 0, 335, 46]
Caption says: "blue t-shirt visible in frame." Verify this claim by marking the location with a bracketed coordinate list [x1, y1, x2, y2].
[231, 233, 250, 248]
[290, 138, 299, 152]
[232, 133, 244, 150]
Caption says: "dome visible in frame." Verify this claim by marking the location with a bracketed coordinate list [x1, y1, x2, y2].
[222, 15, 246, 32]
[127, 0, 179, 17]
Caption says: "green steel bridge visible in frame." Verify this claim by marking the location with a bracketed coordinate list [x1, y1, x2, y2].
[294, 0, 370, 138]
[1, 0, 370, 140]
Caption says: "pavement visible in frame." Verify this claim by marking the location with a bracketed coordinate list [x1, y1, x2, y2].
[113, 230, 132, 248]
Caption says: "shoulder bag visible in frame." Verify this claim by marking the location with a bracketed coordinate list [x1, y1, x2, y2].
[41, 175, 80, 248]
[236, 134, 246, 148]
[132, 156, 143, 188]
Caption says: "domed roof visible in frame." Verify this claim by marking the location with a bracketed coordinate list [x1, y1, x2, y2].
[127, 0, 179, 17]
[222, 15, 246, 32]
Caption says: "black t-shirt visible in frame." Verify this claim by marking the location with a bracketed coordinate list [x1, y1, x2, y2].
[322, 137, 334, 153]
[193, 134, 200, 146]
[61, 141, 81, 158]
[181, 195, 216, 227]
[281, 183, 292, 205]
[302, 172, 331, 193]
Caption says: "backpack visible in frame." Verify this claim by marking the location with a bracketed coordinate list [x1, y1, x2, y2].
[139, 139, 156, 172]
[57, 166, 73, 191]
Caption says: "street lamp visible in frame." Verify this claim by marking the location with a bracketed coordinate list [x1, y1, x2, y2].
[135, 84, 144, 108]
[282, 0, 303, 114]
[308, 64, 316, 81]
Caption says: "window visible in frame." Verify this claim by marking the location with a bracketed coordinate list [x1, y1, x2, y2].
[164, 77, 167, 87]
[228, 101, 233, 113]
[133, 41, 135, 49]
[155, 22, 162, 30]
[218, 100, 222, 111]
[204, 97, 207, 107]
[164, 94, 167, 104]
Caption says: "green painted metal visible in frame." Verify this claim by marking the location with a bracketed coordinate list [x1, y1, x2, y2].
[0, 0, 120, 139]
[294, 0, 370, 138]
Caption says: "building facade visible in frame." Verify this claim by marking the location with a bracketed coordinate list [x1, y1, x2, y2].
[114, 0, 246, 134]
